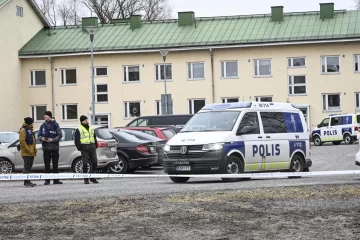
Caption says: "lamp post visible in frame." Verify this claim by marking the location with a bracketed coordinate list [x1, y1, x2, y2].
[159, 50, 169, 115]
[85, 27, 97, 125]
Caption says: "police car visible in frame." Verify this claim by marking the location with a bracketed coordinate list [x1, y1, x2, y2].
[312, 113, 360, 146]
[163, 102, 312, 183]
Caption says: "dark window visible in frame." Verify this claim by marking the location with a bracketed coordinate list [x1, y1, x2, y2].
[124, 102, 141, 118]
[260, 112, 286, 134]
[96, 68, 107, 76]
[162, 129, 175, 139]
[256, 96, 272, 102]
[61, 69, 77, 85]
[330, 117, 343, 126]
[16, 6, 23, 17]
[156, 64, 172, 81]
[189, 99, 206, 114]
[30, 71, 46, 86]
[124, 66, 140, 82]
[222, 98, 239, 103]
[62, 105, 77, 120]
[238, 112, 260, 135]
[319, 118, 330, 127]
[357, 115, 360, 124]
[96, 84, 108, 102]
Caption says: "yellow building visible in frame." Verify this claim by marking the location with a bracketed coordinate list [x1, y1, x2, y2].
[1, 2, 360, 130]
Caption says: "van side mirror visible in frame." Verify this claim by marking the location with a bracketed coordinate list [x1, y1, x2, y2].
[238, 126, 255, 135]
[317, 124, 321, 128]
[16, 144, 20, 151]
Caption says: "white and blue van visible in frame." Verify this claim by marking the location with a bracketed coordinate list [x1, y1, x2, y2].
[312, 114, 360, 146]
[163, 102, 312, 183]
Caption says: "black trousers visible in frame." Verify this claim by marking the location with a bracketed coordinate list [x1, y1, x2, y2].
[43, 150, 60, 182]
[81, 149, 98, 180]
[22, 156, 34, 184]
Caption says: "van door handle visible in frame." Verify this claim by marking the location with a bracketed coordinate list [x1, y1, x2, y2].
[266, 136, 271, 139]
[258, 136, 262, 139]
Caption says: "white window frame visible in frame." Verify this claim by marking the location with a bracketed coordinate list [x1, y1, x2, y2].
[94, 67, 108, 77]
[354, 55, 360, 73]
[155, 64, 172, 81]
[124, 101, 141, 119]
[30, 105, 47, 122]
[95, 84, 108, 103]
[16, 6, 23, 17]
[287, 57, 306, 68]
[156, 99, 174, 115]
[60, 68, 77, 85]
[322, 93, 341, 112]
[89, 113, 112, 128]
[255, 96, 273, 102]
[188, 98, 206, 114]
[356, 92, 360, 110]
[321, 56, 340, 74]
[254, 59, 272, 77]
[221, 61, 239, 79]
[288, 75, 307, 96]
[29, 70, 46, 87]
[123, 65, 140, 83]
[187, 62, 205, 80]
[61, 104, 78, 121]
[221, 97, 239, 103]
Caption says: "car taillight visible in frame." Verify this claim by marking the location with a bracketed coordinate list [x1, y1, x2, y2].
[97, 141, 109, 148]
[136, 145, 149, 154]
[355, 126, 359, 132]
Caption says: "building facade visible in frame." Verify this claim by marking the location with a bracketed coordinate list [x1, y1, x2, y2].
[2, 2, 360, 131]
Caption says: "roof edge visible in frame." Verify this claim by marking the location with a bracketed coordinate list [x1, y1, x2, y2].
[0, 0, 10, 9]
[27, 0, 51, 27]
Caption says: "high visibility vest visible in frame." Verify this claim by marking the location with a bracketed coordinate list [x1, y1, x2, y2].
[78, 125, 95, 144]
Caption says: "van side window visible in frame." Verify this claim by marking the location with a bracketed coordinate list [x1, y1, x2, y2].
[238, 112, 260, 135]
[357, 115, 360, 124]
[330, 117, 342, 126]
[152, 117, 168, 125]
[284, 112, 304, 133]
[260, 112, 286, 134]
[319, 118, 329, 127]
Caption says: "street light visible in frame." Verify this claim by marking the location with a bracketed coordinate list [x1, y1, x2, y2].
[85, 26, 97, 125]
[159, 50, 169, 115]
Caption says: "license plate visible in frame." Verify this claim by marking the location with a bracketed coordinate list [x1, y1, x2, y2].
[176, 166, 191, 171]
[150, 146, 155, 153]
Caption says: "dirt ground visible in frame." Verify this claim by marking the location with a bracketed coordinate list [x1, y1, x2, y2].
[1, 184, 360, 240]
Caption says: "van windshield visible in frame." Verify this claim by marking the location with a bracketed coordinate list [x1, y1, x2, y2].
[181, 111, 240, 132]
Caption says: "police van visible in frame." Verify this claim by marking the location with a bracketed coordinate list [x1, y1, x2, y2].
[163, 102, 312, 183]
[312, 114, 360, 146]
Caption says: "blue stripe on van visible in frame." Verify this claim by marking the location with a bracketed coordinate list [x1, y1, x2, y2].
[289, 141, 306, 158]
[224, 141, 245, 158]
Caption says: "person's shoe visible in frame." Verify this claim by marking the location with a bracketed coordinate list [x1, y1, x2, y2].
[44, 181, 50, 185]
[84, 179, 89, 184]
[24, 182, 34, 187]
[53, 180, 63, 185]
[90, 179, 99, 184]
[29, 182, 36, 187]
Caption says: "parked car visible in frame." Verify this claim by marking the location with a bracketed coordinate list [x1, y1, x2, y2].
[108, 129, 158, 173]
[119, 127, 175, 140]
[0, 132, 18, 146]
[0, 125, 119, 173]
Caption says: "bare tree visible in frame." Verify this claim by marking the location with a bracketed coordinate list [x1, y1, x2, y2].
[35, 0, 57, 26]
[57, 1, 72, 26]
[355, 0, 360, 10]
[140, 0, 171, 21]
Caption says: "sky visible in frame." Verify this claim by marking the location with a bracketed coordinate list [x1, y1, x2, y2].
[169, 0, 357, 18]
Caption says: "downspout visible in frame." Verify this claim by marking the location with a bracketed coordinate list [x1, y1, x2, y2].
[48, 57, 55, 114]
[210, 48, 215, 103]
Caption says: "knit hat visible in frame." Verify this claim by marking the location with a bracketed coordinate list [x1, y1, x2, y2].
[44, 111, 52, 118]
[24, 117, 34, 125]
[80, 115, 88, 123]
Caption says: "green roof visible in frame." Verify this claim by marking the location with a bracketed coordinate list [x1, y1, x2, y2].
[0, 0, 9, 7]
[19, 10, 360, 57]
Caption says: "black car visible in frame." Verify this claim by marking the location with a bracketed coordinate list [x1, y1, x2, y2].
[120, 129, 167, 166]
[108, 129, 158, 173]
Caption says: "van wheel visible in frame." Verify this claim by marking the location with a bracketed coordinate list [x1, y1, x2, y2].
[170, 177, 190, 183]
[109, 156, 128, 174]
[313, 136, 323, 146]
[332, 141, 342, 145]
[222, 155, 244, 182]
[0, 158, 13, 173]
[72, 158, 91, 173]
[344, 134, 353, 145]
[288, 154, 304, 179]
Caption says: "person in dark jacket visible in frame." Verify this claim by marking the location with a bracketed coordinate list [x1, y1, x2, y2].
[74, 115, 99, 184]
[38, 111, 63, 185]
[19, 117, 37, 187]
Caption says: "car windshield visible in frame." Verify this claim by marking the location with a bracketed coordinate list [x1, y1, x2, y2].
[95, 128, 114, 140]
[0, 132, 18, 144]
[181, 111, 240, 132]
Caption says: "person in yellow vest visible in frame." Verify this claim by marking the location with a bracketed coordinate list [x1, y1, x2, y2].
[74, 115, 99, 184]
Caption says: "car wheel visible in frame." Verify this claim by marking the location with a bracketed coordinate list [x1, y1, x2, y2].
[313, 136, 323, 146]
[169, 177, 190, 183]
[109, 156, 128, 174]
[72, 158, 91, 173]
[222, 155, 244, 182]
[332, 141, 342, 145]
[344, 134, 353, 145]
[288, 154, 304, 179]
[0, 158, 13, 173]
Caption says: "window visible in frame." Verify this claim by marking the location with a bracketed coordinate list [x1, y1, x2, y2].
[30, 70, 46, 86]
[30, 105, 46, 122]
[222, 98, 239, 103]
[62, 104, 78, 120]
[260, 112, 287, 134]
[255, 96, 272, 102]
[162, 129, 175, 139]
[188, 62, 205, 80]
[330, 117, 343, 126]
[221, 61, 238, 78]
[95, 84, 108, 103]
[288, 57, 306, 68]
[356, 93, 360, 109]
[124, 102, 141, 118]
[95, 67, 107, 77]
[155, 64, 172, 81]
[188, 99, 206, 114]
[322, 94, 341, 111]
[61, 129, 75, 141]
[156, 100, 173, 115]
[123, 66, 140, 82]
[321, 56, 340, 73]
[16, 6, 23, 17]
[238, 112, 260, 135]
[355, 55, 360, 72]
[319, 118, 330, 128]
[288, 76, 306, 95]
[61, 69, 77, 85]
[128, 118, 148, 126]
[254, 59, 272, 77]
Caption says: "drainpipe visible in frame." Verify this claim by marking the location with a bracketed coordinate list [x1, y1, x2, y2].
[48, 57, 55, 114]
[210, 48, 215, 103]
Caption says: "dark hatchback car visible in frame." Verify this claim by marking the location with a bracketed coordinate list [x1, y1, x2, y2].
[109, 129, 158, 173]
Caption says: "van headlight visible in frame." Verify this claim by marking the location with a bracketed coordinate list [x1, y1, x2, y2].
[164, 144, 170, 152]
[202, 143, 224, 151]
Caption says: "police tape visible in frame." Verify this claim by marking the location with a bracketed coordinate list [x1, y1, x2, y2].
[2, 170, 360, 181]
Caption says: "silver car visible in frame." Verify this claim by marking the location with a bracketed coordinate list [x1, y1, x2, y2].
[0, 125, 119, 173]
